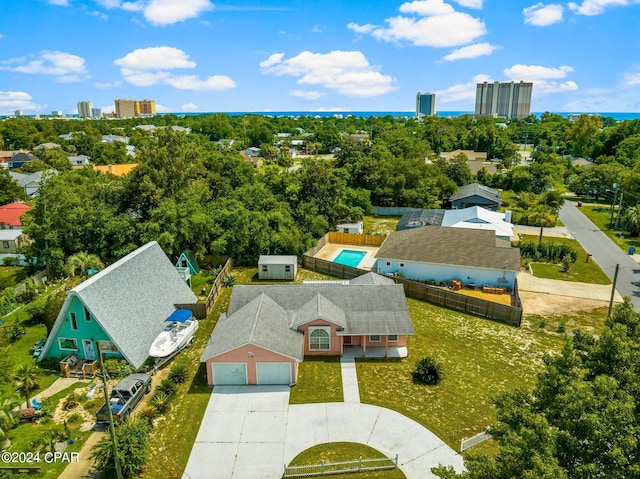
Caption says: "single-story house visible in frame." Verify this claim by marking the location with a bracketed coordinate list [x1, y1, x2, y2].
[375, 227, 520, 289]
[7, 152, 35, 170]
[102, 134, 129, 144]
[449, 183, 502, 211]
[68, 155, 91, 167]
[0, 201, 31, 230]
[9, 170, 52, 198]
[38, 241, 197, 369]
[440, 149, 488, 162]
[0, 229, 28, 254]
[337, 221, 364, 234]
[397, 206, 514, 241]
[246, 147, 261, 157]
[93, 164, 138, 176]
[200, 272, 414, 386]
[258, 255, 297, 280]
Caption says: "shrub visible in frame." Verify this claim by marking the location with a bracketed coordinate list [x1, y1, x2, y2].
[168, 362, 188, 384]
[91, 418, 151, 479]
[412, 357, 444, 385]
[557, 322, 566, 333]
[151, 392, 170, 414]
[137, 405, 159, 424]
[103, 359, 135, 378]
[67, 413, 83, 424]
[63, 392, 82, 410]
[222, 274, 235, 288]
[156, 378, 177, 397]
[539, 320, 547, 329]
[2, 257, 18, 266]
[561, 254, 575, 272]
[24, 301, 46, 323]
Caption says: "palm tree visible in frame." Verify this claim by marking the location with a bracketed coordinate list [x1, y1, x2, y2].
[65, 252, 105, 277]
[0, 394, 20, 449]
[622, 206, 640, 236]
[14, 364, 38, 409]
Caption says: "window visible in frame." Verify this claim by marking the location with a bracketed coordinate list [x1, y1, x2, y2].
[84, 305, 91, 322]
[388, 335, 398, 342]
[399, 263, 405, 268]
[309, 327, 330, 351]
[285, 265, 291, 272]
[2, 241, 8, 249]
[69, 312, 78, 331]
[58, 338, 78, 350]
[385, 261, 391, 266]
[261, 265, 268, 272]
[369, 335, 381, 342]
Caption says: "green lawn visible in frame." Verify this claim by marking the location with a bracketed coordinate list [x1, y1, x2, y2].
[0, 266, 27, 290]
[289, 356, 343, 404]
[577, 205, 640, 253]
[287, 442, 406, 479]
[356, 298, 564, 449]
[519, 235, 611, 285]
[363, 215, 400, 235]
[524, 306, 609, 336]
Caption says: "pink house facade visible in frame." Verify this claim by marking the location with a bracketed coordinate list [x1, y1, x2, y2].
[200, 273, 414, 386]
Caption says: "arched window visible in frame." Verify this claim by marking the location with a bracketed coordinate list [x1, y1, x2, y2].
[309, 327, 330, 351]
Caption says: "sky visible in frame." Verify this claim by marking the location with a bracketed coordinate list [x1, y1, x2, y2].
[2, 0, 640, 115]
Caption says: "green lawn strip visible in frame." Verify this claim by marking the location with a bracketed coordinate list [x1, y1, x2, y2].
[523, 306, 609, 337]
[189, 269, 220, 296]
[287, 442, 406, 479]
[0, 266, 27, 290]
[289, 356, 343, 404]
[577, 205, 640, 253]
[357, 298, 563, 450]
[6, 381, 93, 479]
[363, 215, 401, 235]
[519, 234, 611, 284]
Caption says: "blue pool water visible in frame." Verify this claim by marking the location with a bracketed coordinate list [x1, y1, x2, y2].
[334, 249, 367, 267]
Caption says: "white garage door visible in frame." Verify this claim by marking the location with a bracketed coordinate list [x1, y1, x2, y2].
[257, 362, 291, 385]
[212, 363, 247, 385]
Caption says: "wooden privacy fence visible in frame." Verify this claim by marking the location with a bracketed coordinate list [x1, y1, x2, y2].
[175, 258, 232, 319]
[283, 455, 398, 478]
[327, 231, 386, 246]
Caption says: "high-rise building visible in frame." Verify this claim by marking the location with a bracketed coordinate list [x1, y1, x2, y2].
[92, 107, 103, 119]
[115, 99, 136, 118]
[474, 81, 533, 119]
[134, 99, 156, 116]
[77, 101, 93, 118]
[416, 92, 436, 117]
[14, 110, 23, 117]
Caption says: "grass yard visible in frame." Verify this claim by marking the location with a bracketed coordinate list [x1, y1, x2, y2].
[519, 234, 611, 284]
[287, 442, 406, 479]
[289, 356, 343, 404]
[576, 205, 640, 253]
[356, 298, 564, 450]
[0, 265, 27, 290]
[524, 306, 609, 336]
[363, 215, 400, 235]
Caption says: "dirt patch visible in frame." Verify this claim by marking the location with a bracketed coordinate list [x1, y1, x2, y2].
[53, 384, 97, 432]
[520, 291, 610, 316]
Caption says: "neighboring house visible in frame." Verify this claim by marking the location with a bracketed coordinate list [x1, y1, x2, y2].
[397, 206, 514, 241]
[337, 221, 364, 234]
[0, 202, 31, 230]
[216, 139, 236, 149]
[246, 147, 261, 157]
[449, 183, 502, 211]
[200, 272, 414, 386]
[571, 157, 594, 168]
[258, 255, 297, 280]
[7, 152, 35, 170]
[102, 134, 129, 144]
[440, 149, 488, 162]
[68, 155, 91, 167]
[9, 170, 52, 198]
[175, 249, 200, 284]
[35, 142, 61, 150]
[0, 229, 28, 254]
[93, 164, 138, 176]
[38, 242, 198, 369]
[375, 227, 520, 289]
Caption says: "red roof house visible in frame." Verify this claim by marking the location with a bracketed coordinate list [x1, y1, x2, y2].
[0, 202, 32, 229]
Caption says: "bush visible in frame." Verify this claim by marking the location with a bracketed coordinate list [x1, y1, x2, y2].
[67, 413, 83, 424]
[517, 241, 577, 264]
[91, 418, 151, 479]
[222, 274, 235, 287]
[103, 359, 135, 378]
[412, 357, 444, 385]
[2, 257, 18, 266]
[151, 392, 170, 414]
[561, 254, 575, 272]
[138, 405, 159, 424]
[168, 362, 188, 384]
[156, 378, 177, 397]
[25, 300, 46, 323]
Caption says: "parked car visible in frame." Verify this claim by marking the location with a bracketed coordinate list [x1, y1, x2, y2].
[96, 373, 152, 423]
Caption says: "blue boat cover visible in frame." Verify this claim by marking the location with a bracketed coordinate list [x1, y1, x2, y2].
[165, 309, 193, 323]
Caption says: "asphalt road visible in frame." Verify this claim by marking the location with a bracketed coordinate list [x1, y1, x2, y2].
[559, 201, 640, 311]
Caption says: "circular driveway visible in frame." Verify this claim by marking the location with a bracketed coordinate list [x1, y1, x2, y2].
[184, 386, 464, 479]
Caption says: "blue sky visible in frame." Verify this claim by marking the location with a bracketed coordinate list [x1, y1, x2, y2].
[2, 0, 640, 115]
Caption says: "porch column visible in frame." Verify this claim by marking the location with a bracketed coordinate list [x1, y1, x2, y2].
[407, 335, 411, 355]
[362, 337, 366, 358]
[384, 336, 388, 358]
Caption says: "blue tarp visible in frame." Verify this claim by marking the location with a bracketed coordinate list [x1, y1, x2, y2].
[165, 309, 193, 323]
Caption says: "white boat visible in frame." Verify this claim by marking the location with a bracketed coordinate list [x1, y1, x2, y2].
[149, 309, 199, 358]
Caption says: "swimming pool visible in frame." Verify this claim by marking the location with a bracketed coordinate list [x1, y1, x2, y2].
[333, 249, 367, 267]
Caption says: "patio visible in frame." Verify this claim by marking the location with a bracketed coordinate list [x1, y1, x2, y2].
[313, 243, 380, 271]
[342, 346, 409, 358]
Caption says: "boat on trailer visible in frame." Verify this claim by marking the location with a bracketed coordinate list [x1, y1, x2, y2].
[149, 309, 198, 359]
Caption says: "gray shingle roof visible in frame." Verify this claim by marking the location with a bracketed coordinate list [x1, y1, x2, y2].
[40, 242, 197, 368]
[450, 183, 501, 204]
[258, 255, 297, 265]
[375, 226, 520, 271]
[348, 272, 395, 285]
[291, 294, 346, 329]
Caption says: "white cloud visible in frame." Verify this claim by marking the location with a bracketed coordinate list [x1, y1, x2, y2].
[436, 73, 491, 104]
[313, 107, 348, 112]
[259, 53, 285, 68]
[348, 0, 486, 47]
[568, 0, 635, 16]
[504, 64, 578, 94]
[261, 50, 396, 97]
[1, 51, 88, 82]
[47, 0, 70, 5]
[101, 105, 116, 113]
[94, 81, 122, 89]
[114, 46, 235, 91]
[622, 72, 640, 87]
[289, 90, 326, 100]
[0, 34, 4, 39]
[523, 3, 564, 26]
[0, 91, 35, 114]
[114, 46, 196, 70]
[311, 25, 324, 33]
[181, 102, 199, 111]
[442, 42, 499, 61]
[154, 103, 171, 112]
[96, 0, 212, 25]
[452, 0, 483, 7]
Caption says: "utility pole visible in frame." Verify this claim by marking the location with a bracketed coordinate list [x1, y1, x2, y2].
[609, 183, 618, 228]
[615, 192, 624, 230]
[97, 342, 124, 479]
[608, 264, 620, 317]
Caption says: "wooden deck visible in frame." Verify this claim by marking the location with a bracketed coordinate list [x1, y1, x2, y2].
[59, 353, 98, 379]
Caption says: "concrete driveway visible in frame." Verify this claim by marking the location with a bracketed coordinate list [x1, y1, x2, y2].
[183, 386, 463, 479]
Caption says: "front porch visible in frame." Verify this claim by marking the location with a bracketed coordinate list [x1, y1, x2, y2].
[59, 353, 98, 379]
[342, 346, 409, 358]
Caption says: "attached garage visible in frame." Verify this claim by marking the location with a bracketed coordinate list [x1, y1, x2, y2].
[257, 362, 292, 385]
[212, 363, 247, 385]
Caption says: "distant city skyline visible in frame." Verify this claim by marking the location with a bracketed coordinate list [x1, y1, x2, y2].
[2, 1, 640, 115]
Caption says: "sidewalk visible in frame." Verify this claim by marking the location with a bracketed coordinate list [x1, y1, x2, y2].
[57, 431, 105, 479]
[339, 357, 360, 403]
